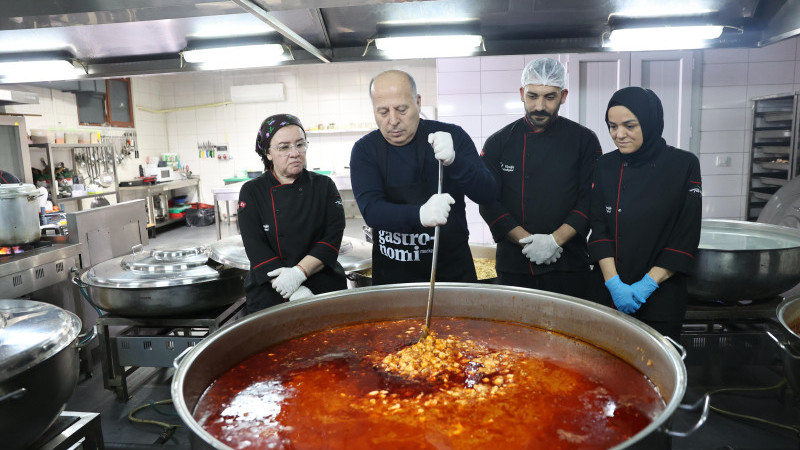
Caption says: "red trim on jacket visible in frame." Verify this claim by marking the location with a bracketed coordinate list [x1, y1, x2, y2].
[521, 133, 528, 224]
[253, 256, 279, 270]
[269, 184, 288, 260]
[316, 241, 339, 252]
[571, 209, 588, 220]
[614, 163, 624, 263]
[664, 247, 694, 258]
[489, 212, 510, 228]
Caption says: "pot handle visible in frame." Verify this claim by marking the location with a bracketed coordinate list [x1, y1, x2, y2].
[766, 331, 800, 359]
[0, 388, 26, 404]
[664, 336, 687, 360]
[77, 326, 97, 348]
[131, 243, 144, 255]
[663, 394, 711, 437]
[173, 346, 194, 370]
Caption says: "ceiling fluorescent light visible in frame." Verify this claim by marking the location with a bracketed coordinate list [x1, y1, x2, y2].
[0, 51, 80, 82]
[374, 21, 483, 59]
[183, 37, 287, 70]
[604, 14, 728, 51]
[376, 35, 482, 59]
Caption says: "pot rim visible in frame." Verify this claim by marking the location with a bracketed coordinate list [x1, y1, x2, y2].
[171, 283, 686, 450]
[698, 219, 800, 251]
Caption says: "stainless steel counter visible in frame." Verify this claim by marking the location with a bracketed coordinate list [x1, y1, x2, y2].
[117, 178, 201, 232]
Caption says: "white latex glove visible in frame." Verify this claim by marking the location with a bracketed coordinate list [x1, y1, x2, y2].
[267, 266, 307, 298]
[428, 131, 455, 166]
[288, 285, 314, 301]
[419, 193, 455, 227]
[519, 234, 562, 265]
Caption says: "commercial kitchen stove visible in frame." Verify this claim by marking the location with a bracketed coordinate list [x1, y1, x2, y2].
[27, 411, 103, 450]
[96, 297, 245, 401]
[0, 236, 83, 298]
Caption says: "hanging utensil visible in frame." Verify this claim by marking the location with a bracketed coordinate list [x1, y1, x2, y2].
[420, 160, 444, 340]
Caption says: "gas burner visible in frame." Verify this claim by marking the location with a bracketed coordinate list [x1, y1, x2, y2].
[0, 240, 53, 257]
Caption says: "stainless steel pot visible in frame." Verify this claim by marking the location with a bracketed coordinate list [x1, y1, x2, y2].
[0, 300, 82, 450]
[0, 184, 41, 245]
[77, 243, 246, 316]
[172, 283, 707, 449]
[768, 296, 800, 397]
[688, 219, 800, 301]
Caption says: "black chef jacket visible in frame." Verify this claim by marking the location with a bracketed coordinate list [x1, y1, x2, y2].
[588, 145, 702, 321]
[238, 169, 346, 313]
[479, 116, 601, 275]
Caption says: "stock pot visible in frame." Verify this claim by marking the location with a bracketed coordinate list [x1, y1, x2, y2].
[688, 219, 800, 301]
[0, 183, 41, 245]
[77, 243, 246, 316]
[172, 283, 707, 449]
[1, 300, 82, 450]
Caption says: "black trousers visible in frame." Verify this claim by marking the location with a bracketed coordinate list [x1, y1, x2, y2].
[497, 270, 591, 300]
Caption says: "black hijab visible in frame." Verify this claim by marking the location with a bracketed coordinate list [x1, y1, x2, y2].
[605, 86, 666, 163]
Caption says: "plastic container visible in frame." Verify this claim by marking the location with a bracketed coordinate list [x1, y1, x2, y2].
[77, 132, 90, 144]
[169, 212, 185, 220]
[173, 195, 188, 204]
[54, 130, 65, 144]
[65, 132, 79, 144]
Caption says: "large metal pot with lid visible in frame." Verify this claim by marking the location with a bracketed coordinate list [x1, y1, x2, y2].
[77, 243, 246, 316]
[1, 299, 82, 450]
[0, 183, 41, 245]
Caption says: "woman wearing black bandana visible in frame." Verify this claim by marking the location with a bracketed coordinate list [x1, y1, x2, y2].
[588, 87, 702, 340]
[238, 113, 347, 314]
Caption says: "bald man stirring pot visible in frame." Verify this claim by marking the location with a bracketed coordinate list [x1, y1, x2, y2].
[350, 70, 498, 285]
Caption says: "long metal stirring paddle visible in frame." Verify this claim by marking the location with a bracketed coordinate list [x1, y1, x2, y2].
[420, 160, 443, 340]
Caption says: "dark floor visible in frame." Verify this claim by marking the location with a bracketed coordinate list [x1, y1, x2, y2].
[48, 219, 800, 449]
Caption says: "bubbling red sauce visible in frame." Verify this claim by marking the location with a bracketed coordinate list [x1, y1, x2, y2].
[194, 318, 666, 449]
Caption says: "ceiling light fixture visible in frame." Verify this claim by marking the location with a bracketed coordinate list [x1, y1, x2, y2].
[182, 36, 288, 70]
[0, 51, 81, 83]
[603, 13, 737, 51]
[371, 22, 483, 59]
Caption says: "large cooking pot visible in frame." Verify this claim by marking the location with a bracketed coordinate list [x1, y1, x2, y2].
[1, 299, 82, 450]
[768, 296, 800, 397]
[0, 183, 41, 245]
[688, 219, 800, 301]
[77, 243, 246, 316]
[172, 283, 707, 449]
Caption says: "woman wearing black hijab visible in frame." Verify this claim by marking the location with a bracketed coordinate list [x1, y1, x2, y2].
[587, 87, 702, 340]
[238, 113, 347, 314]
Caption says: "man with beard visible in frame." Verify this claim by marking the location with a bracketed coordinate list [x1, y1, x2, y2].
[479, 58, 601, 298]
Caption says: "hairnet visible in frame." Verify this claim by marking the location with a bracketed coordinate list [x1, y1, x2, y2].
[521, 58, 567, 89]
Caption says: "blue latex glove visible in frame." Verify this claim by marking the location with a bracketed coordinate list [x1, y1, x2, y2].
[630, 274, 659, 305]
[604, 275, 639, 314]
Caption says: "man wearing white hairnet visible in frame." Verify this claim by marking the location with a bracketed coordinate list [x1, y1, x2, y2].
[479, 57, 601, 298]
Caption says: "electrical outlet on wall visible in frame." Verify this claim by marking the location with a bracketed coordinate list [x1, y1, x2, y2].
[715, 155, 731, 167]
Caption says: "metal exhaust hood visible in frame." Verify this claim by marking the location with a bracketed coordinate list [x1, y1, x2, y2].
[0, 89, 39, 105]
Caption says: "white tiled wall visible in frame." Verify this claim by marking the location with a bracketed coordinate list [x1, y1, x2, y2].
[699, 36, 800, 219]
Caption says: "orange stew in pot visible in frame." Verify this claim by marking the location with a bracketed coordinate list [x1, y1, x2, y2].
[194, 318, 665, 449]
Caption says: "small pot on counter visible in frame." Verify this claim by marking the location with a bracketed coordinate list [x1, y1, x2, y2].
[0, 184, 41, 245]
[1, 300, 83, 450]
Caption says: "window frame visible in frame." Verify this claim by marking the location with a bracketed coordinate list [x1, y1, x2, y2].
[77, 78, 135, 128]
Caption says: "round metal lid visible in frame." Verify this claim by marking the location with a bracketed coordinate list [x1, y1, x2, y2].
[83, 243, 221, 288]
[208, 235, 249, 270]
[122, 243, 209, 273]
[0, 299, 81, 382]
[338, 237, 372, 272]
[0, 183, 38, 199]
